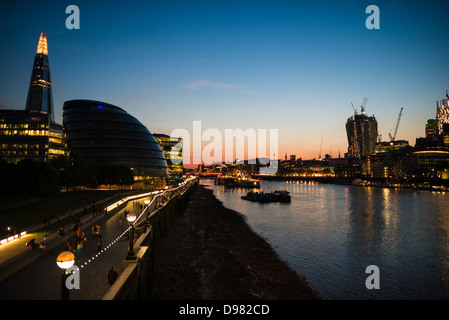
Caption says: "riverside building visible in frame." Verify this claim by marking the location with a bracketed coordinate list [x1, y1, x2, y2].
[153, 133, 184, 177]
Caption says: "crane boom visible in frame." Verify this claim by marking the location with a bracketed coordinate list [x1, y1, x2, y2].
[390, 107, 403, 142]
[351, 102, 357, 114]
[319, 136, 323, 160]
[361, 96, 368, 113]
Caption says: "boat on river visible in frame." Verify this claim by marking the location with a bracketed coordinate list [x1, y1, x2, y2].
[269, 190, 291, 202]
[241, 190, 291, 203]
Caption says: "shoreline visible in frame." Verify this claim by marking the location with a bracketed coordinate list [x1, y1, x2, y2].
[253, 176, 449, 192]
[149, 184, 320, 300]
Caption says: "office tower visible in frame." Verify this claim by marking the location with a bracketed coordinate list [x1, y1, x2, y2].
[346, 109, 378, 158]
[25, 32, 54, 121]
[436, 90, 449, 136]
[426, 119, 438, 140]
[153, 133, 184, 177]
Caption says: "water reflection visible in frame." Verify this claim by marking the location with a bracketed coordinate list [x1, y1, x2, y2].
[202, 179, 449, 299]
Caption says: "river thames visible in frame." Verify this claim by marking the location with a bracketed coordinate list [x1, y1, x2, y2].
[202, 179, 449, 300]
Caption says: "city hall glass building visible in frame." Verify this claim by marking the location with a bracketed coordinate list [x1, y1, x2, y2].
[63, 100, 168, 186]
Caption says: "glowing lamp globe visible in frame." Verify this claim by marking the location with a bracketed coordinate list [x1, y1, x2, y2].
[127, 212, 137, 223]
[56, 251, 75, 270]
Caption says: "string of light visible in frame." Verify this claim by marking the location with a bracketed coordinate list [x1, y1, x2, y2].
[78, 177, 195, 269]
[79, 228, 129, 269]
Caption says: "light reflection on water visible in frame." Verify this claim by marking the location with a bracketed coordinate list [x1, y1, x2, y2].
[202, 179, 449, 300]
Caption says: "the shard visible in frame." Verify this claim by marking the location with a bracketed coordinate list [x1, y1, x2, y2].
[25, 32, 54, 121]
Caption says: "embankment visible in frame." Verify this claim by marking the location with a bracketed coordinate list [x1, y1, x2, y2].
[149, 184, 320, 300]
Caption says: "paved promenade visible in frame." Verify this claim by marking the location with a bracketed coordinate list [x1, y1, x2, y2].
[0, 195, 153, 300]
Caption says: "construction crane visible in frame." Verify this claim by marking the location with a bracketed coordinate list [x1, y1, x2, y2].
[389, 107, 404, 142]
[351, 102, 358, 115]
[318, 136, 323, 160]
[361, 96, 368, 114]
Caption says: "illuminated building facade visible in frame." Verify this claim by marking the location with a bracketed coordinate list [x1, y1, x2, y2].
[426, 119, 438, 140]
[153, 133, 184, 177]
[0, 110, 64, 163]
[436, 90, 449, 135]
[0, 32, 65, 164]
[346, 111, 378, 159]
[417, 92, 449, 151]
[375, 140, 410, 154]
[414, 150, 449, 180]
[63, 100, 168, 187]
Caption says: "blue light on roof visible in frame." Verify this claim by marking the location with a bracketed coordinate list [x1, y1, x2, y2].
[97, 105, 104, 110]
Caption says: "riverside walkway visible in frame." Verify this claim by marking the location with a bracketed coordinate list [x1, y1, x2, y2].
[0, 178, 195, 300]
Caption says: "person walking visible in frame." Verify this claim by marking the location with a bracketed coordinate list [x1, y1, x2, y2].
[107, 267, 118, 286]
[96, 234, 103, 252]
[76, 240, 83, 254]
[64, 236, 72, 251]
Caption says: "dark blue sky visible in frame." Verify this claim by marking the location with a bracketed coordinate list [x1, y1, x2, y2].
[1, 0, 448, 160]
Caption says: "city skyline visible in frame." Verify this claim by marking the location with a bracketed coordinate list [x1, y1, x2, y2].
[1, 1, 449, 162]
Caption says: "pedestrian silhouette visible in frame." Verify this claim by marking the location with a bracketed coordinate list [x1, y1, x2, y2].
[107, 267, 118, 286]
[64, 237, 72, 251]
[27, 238, 36, 250]
[97, 234, 103, 252]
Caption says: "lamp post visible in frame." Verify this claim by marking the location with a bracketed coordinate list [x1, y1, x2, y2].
[56, 251, 75, 300]
[126, 212, 137, 260]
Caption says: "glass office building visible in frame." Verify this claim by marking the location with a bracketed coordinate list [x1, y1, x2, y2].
[153, 133, 184, 177]
[63, 100, 169, 186]
[0, 110, 64, 164]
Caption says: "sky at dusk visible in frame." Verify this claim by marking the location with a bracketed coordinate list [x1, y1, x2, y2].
[1, 0, 449, 163]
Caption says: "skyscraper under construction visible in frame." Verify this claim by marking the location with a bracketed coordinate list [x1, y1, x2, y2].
[345, 98, 378, 159]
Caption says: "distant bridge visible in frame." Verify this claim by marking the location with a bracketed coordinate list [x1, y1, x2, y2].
[188, 172, 223, 178]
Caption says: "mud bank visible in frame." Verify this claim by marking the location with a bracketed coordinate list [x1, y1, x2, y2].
[150, 184, 320, 300]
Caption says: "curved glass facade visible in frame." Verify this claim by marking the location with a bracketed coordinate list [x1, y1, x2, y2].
[63, 100, 168, 179]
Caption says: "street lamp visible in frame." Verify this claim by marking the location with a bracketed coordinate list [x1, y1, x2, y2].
[56, 251, 75, 300]
[126, 212, 137, 260]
